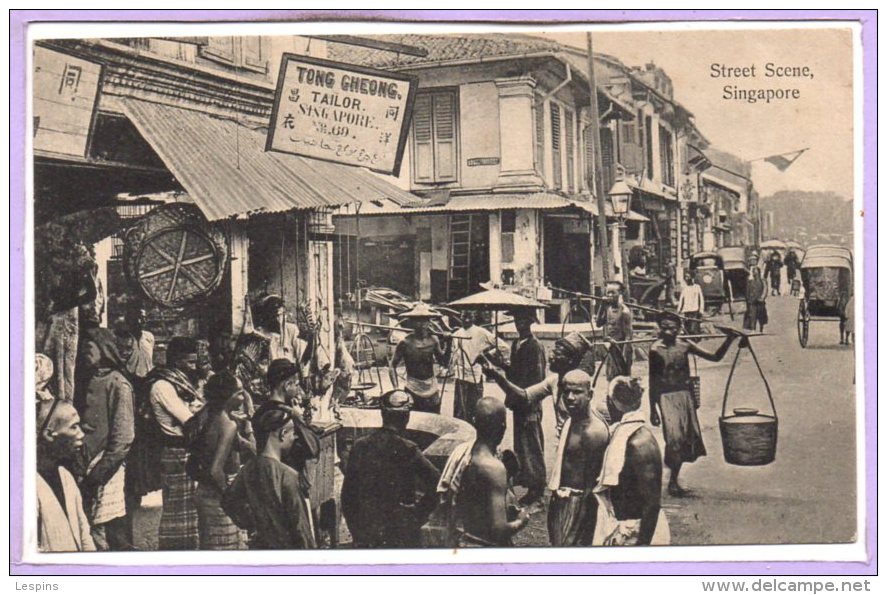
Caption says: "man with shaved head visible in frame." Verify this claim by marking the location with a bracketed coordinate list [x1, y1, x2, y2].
[37, 398, 96, 551]
[458, 397, 529, 546]
[546, 369, 610, 546]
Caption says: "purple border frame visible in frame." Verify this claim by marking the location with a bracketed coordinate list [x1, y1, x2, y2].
[10, 9, 876, 576]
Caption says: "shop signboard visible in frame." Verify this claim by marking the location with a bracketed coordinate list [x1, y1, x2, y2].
[33, 46, 101, 157]
[267, 54, 418, 176]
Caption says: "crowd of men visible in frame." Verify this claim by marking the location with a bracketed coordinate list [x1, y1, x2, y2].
[36, 281, 746, 552]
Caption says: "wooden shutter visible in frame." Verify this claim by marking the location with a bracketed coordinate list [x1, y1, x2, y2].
[659, 126, 674, 187]
[534, 95, 545, 178]
[550, 103, 562, 190]
[242, 36, 266, 72]
[645, 116, 654, 180]
[564, 109, 575, 192]
[204, 36, 236, 63]
[433, 92, 457, 181]
[600, 127, 614, 195]
[412, 94, 434, 182]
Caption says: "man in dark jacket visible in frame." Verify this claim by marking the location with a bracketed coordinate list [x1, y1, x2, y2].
[341, 390, 440, 548]
[503, 308, 547, 508]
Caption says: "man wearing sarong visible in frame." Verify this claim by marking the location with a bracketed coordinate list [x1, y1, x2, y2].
[501, 308, 547, 507]
[457, 397, 529, 547]
[744, 266, 768, 332]
[596, 281, 633, 380]
[545, 370, 610, 546]
[188, 372, 251, 550]
[649, 313, 739, 496]
[450, 310, 509, 423]
[593, 377, 668, 546]
[223, 403, 316, 549]
[342, 390, 440, 548]
[37, 398, 96, 552]
[388, 303, 448, 414]
[148, 337, 204, 550]
[78, 328, 135, 550]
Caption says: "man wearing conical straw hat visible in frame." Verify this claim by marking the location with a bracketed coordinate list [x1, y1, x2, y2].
[388, 302, 449, 414]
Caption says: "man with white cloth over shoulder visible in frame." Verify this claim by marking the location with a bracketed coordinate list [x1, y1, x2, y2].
[593, 376, 669, 546]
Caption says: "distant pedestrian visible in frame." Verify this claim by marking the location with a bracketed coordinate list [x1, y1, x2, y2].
[765, 252, 783, 296]
[744, 266, 768, 332]
[596, 280, 633, 381]
[784, 249, 800, 287]
[677, 272, 704, 335]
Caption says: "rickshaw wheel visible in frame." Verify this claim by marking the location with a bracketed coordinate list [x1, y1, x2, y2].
[797, 300, 810, 348]
[726, 280, 735, 321]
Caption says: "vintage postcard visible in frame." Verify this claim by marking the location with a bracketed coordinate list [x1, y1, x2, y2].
[10, 10, 875, 576]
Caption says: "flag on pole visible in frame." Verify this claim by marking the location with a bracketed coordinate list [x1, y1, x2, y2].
[762, 148, 808, 171]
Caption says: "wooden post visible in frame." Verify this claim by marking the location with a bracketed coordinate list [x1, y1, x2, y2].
[587, 32, 611, 283]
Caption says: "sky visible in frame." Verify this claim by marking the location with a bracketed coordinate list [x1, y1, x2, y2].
[538, 26, 856, 200]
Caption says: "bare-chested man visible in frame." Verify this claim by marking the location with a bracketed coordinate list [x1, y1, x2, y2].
[546, 369, 610, 546]
[650, 312, 739, 496]
[457, 397, 529, 546]
[593, 376, 668, 546]
[389, 303, 448, 414]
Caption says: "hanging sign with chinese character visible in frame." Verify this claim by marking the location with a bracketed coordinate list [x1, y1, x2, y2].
[33, 46, 102, 157]
[267, 54, 418, 176]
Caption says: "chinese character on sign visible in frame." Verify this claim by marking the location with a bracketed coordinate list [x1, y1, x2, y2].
[282, 113, 295, 129]
[288, 89, 300, 103]
[379, 131, 392, 146]
[58, 64, 82, 95]
[384, 105, 400, 120]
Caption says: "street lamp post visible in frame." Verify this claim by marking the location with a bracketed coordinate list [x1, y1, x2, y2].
[609, 178, 633, 300]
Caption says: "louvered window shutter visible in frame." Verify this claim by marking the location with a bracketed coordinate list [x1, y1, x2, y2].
[534, 95, 545, 178]
[564, 109, 575, 192]
[412, 94, 434, 182]
[433, 92, 457, 181]
[242, 36, 265, 71]
[205, 36, 236, 63]
[600, 127, 614, 195]
[550, 103, 562, 190]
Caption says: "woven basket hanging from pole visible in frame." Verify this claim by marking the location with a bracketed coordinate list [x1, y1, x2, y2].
[123, 203, 230, 308]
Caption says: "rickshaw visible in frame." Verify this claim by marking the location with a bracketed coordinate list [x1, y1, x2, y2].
[718, 246, 751, 302]
[689, 251, 735, 319]
[797, 245, 853, 348]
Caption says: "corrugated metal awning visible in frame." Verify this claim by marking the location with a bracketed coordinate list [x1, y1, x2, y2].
[626, 177, 678, 202]
[119, 98, 418, 221]
[334, 192, 649, 221]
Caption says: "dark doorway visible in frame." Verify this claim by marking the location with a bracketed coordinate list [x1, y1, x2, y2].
[543, 216, 590, 294]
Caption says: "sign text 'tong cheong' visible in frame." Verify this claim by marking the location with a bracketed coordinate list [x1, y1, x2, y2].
[267, 55, 418, 176]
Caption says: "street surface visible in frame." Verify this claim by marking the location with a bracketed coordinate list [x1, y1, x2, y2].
[133, 292, 857, 548]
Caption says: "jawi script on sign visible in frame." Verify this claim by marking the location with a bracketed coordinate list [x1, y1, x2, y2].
[266, 54, 418, 176]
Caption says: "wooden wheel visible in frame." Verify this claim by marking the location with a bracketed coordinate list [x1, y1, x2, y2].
[797, 300, 810, 348]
